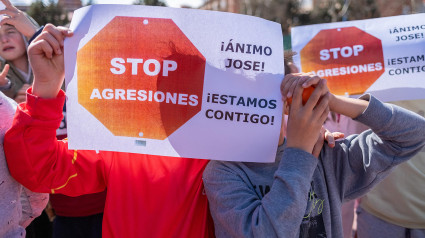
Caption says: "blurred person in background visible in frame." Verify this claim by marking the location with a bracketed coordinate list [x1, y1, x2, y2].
[0, 0, 39, 103]
[0, 91, 48, 238]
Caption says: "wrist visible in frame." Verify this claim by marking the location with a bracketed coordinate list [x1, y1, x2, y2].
[21, 12, 39, 38]
[328, 93, 338, 112]
[285, 142, 312, 154]
[24, 25, 38, 39]
[28, 26, 45, 45]
[32, 79, 62, 99]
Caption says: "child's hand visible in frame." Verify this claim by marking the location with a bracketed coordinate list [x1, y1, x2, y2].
[286, 75, 330, 154]
[0, 64, 10, 87]
[0, 0, 38, 38]
[311, 126, 345, 157]
[324, 129, 344, 149]
[28, 24, 73, 98]
[15, 84, 30, 103]
[281, 72, 330, 102]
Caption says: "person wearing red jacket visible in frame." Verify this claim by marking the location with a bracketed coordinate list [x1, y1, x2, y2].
[4, 24, 214, 238]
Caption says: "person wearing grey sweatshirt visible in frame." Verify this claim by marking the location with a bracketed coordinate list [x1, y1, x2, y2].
[0, 92, 48, 238]
[203, 73, 425, 238]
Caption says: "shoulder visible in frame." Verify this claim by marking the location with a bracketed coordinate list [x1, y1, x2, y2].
[203, 160, 262, 184]
[204, 160, 242, 179]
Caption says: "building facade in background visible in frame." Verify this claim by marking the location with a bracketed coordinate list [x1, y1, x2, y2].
[200, 0, 425, 17]
[15, 0, 82, 20]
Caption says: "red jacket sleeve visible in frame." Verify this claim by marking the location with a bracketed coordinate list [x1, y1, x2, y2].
[4, 88, 110, 196]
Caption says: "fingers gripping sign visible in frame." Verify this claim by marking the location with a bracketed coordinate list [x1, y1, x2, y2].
[28, 24, 73, 98]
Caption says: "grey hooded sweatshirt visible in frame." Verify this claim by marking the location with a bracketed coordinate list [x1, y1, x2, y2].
[0, 92, 48, 237]
[203, 95, 425, 238]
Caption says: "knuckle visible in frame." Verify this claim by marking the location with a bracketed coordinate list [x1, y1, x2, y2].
[39, 31, 51, 38]
[44, 23, 56, 31]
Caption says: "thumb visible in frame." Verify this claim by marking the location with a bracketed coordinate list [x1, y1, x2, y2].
[0, 64, 9, 85]
[0, 64, 10, 79]
[324, 129, 335, 148]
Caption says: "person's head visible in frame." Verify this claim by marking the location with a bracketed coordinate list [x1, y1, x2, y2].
[0, 23, 27, 63]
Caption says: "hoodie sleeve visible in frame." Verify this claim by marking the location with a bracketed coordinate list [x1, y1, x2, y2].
[203, 147, 318, 238]
[322, 94, 425, 201]
[4, 88, 110, 196]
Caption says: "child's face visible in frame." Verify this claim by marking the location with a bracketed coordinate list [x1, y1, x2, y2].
[0, 24, 26, 62]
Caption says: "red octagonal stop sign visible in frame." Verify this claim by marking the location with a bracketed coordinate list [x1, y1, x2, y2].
[300, 27, 385, 95]
[77, 16, 206, 140]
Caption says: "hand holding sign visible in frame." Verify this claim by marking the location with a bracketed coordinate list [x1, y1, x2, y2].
[28, 24, 73, 98]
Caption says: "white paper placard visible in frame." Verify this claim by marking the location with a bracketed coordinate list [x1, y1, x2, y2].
[64, 4, 284, 162]
[292, 13, 425, 102]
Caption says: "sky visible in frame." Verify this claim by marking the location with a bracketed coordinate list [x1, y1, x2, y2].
[11, 0, 205, 8]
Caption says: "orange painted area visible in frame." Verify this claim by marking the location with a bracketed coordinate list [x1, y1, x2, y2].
[300, 27, 385, 95]
[77, 17, 206, 140]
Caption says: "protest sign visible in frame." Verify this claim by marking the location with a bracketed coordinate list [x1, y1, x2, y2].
[292, 13, 425, 102]
[64, 4, 284, 162]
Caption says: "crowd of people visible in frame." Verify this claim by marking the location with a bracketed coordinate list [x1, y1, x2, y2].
[0, 0, 424, 237]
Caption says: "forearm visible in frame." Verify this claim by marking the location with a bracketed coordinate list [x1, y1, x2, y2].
[21, 13, 39, 39]
[21, 22, 38, 39]
[329, 94, 369, 119]
[329, 95, 425, 199]
[260, 148, 318, 236]
[5, 90, 70, 192]
[204, 148, 317, 237]
[4, 90, 106, 195]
